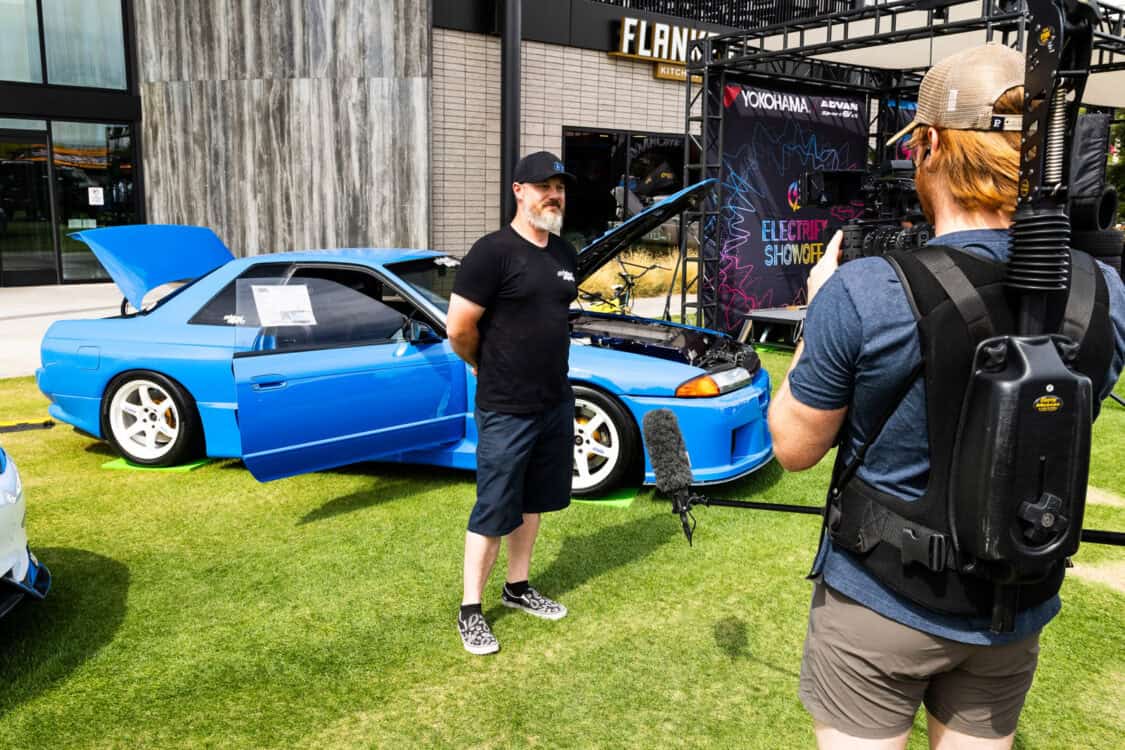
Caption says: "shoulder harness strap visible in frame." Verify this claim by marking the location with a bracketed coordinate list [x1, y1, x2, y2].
[1061, 250, 1097, 343]
[913, 248, 996, 342]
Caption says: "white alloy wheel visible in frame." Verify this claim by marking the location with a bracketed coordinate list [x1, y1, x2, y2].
[573, 396, 622, 493]
[108, 379, 182, 462]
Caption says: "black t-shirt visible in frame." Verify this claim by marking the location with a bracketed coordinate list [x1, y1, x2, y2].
[453, 226, 578, 413]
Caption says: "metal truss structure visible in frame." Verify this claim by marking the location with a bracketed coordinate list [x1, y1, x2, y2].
[591, 0, 859, 31]
[678, 0, 1125, 329]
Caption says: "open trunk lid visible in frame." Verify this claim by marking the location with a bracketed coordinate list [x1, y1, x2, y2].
[71, 224, 235, 311]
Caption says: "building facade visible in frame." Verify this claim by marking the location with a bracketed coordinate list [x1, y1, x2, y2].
[0, 0, 141, 286]
[432, 27, 695, 255]
[0, 0, 850, 287]
[133, 0, 431, 259]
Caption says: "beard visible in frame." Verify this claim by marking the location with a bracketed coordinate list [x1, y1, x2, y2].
[914, 161, 937, 226]
[526, 202, 564, 235]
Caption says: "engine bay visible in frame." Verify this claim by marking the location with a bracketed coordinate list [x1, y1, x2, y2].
[569, 312, 760, 373]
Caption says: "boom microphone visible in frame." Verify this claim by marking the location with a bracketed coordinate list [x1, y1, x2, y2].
[642, 409, 697, 544]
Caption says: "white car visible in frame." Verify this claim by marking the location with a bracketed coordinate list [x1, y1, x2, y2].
[0, 443, 50, 618]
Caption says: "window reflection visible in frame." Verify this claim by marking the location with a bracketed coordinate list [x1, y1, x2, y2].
[0, 133, 55, 285]
[0, 118, 47, 132]
[563, 129, 698, 315]
[53, 121, 137, 282]
[562, 128, 689, 249]
[0, 0, 43, 84]
[43, 0, 127, 89]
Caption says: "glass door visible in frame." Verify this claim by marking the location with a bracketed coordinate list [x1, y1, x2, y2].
[0, 130, 57, 285]
[53, 121, 135, 282]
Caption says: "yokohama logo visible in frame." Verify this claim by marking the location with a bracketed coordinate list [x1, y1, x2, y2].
[740, 89, 811, 114]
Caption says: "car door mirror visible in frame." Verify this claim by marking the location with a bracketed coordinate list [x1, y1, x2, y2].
[406, 319, 442, 344]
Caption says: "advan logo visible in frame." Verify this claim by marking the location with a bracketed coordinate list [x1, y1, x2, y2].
[787, 180, 801, 212]
[740, 88, 811, 114]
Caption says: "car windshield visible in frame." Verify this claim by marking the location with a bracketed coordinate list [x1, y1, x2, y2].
[386, 256, 460, 314]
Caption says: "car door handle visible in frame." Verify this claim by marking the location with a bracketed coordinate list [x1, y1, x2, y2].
[250, 374, 287, 391]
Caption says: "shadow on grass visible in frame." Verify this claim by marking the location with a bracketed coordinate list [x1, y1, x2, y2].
[330, 461, 470, 485]
[0, 547, 129, 716]
[221, 457, 471, 486]
[707, 460, 787, 500]
[298, 462, 473, 525]
[712, 615, 798, 679]
[83, 441, 115, 458]
[298, 479, 420, 525]
[714, 616, 749, 660]
[488, 514, 676, 624]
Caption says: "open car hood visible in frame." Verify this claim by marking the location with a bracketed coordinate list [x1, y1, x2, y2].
[576, 178, 715, 284]
[71, 225, 235, 310]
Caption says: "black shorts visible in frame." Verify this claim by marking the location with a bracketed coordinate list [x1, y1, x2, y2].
[468, 399, 574, 536]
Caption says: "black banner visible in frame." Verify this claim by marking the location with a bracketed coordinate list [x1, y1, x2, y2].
[715, 82, 868, 332]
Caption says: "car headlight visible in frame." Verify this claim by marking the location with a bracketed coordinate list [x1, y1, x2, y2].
[675, 367, 752, 398]
[4, 470, 21, 506]
[1, 448, 20, 505]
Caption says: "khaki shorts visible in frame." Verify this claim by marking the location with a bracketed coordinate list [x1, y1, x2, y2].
[799, 584, 1040, 740]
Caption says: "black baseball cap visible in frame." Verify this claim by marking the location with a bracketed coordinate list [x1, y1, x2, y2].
[513, 151, 576, 184]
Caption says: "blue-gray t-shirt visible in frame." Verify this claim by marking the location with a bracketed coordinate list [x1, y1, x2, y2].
[790, 229, 1125, 645]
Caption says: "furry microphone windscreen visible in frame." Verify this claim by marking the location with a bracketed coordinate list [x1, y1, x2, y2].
[642, 409, 694, 495]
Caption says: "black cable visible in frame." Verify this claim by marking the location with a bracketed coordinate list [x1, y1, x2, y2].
[673, 496, 1124, 546]
[1082, 529, 1125, 546]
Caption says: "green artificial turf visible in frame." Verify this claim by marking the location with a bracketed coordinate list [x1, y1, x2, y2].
[0, 355, 1120, 749]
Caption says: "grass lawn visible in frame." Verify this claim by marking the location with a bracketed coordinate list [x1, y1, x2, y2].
[0, 353, 1122, 749]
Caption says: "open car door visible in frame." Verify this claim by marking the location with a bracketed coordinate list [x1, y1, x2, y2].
[230, 264, 467, 482]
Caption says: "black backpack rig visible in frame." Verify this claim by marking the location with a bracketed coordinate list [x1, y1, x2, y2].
[825, 244, 1112, 633]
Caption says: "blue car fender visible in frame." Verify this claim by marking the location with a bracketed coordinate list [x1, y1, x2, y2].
[567, 343, 703, 397]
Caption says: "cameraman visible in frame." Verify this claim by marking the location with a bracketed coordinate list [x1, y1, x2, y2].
[768, 44, 1125, 749]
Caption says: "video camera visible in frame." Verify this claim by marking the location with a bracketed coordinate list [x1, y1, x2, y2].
[804, 117, 1118, 265]
[801, 161, 933, 263]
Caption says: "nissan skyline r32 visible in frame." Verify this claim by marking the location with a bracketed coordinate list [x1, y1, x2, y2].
[37, 181, 773, 495]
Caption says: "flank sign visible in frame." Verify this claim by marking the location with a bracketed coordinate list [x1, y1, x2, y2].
[611, 16, 718, 81]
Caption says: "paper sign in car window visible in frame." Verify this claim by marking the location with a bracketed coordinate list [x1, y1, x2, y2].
[251, 284, 318, 327]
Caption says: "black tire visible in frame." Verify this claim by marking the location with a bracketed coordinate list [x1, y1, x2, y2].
[1071, 229, 1124, 260]
[100, 371, 203, 467]
[571, 385, 640, 497]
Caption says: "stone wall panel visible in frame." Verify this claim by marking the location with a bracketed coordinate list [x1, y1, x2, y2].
[135, 0, 431, 255]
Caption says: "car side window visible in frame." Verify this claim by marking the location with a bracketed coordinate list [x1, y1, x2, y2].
[189, 263, 292, 326]
[267, 267, 408, 351]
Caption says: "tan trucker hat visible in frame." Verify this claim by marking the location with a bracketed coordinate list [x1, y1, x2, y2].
[885, 43, 1025, 147]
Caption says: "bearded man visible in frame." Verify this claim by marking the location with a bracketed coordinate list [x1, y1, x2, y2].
[447, 151, 579, 655]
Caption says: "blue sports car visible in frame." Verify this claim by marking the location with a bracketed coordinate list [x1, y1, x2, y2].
[37, 180, 772, 495]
